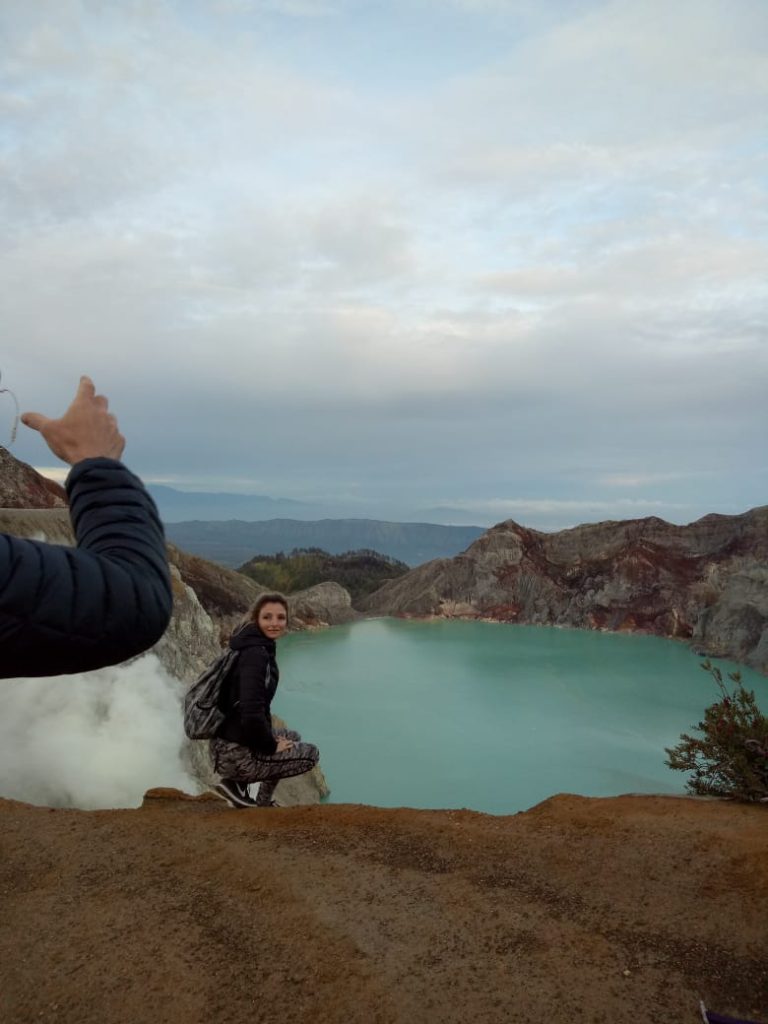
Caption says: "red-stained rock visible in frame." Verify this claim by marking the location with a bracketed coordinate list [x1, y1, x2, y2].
[0, 445, 66, 508]
[363, 508, 768, 674]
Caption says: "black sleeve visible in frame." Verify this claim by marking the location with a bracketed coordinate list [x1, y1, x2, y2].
[232, 646, 278, 754]
[0, 457, 173, 678]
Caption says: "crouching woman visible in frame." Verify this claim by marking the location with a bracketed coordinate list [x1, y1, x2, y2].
[210, 593, 320, 809]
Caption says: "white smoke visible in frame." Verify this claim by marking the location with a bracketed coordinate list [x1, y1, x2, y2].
[0, 653, 198, 809]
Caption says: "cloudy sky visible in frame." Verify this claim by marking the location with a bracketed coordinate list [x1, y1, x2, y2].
[2, 0, 766, 528]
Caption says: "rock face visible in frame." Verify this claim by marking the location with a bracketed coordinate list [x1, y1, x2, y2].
[167, 543, 267, 649]
[289, 580, 358, 628]
[0, 506, 73, 545]
[154, 564, 223, 680]
[363, 508, 768, 674]
[0, 444, 67, 508]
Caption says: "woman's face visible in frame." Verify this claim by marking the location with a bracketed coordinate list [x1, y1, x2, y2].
[257, 602, 288, 640]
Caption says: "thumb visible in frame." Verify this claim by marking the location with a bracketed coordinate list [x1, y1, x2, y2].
[20, 411, 50, 434]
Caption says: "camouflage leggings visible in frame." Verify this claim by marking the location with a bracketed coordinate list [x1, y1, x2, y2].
[209, 728, 320, 806]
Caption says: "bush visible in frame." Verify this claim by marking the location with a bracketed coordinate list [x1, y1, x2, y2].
[237, 548, 409, 604]
[665, 660, 768, 802]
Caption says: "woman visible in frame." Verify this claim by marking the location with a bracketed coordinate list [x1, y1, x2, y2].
[209, 593, 320, 808]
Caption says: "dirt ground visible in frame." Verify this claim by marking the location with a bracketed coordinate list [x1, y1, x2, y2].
[0, 791, 766, 1024]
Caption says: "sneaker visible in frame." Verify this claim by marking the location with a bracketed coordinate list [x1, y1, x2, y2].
[234, 782, 255, 802]
[210, 779, 259, 809]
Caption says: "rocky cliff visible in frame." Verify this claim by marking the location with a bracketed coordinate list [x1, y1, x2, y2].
[363, 509, 768, 674]
[0, 445, 66, 508]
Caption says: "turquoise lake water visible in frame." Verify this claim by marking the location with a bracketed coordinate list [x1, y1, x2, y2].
[276, 618, 766, 814]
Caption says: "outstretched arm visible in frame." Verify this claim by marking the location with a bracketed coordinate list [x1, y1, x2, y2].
[0, 378, 173, 678]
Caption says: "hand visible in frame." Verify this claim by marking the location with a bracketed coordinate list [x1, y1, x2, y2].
[21, 376, 126, 465]
[275, 737, 294, 753]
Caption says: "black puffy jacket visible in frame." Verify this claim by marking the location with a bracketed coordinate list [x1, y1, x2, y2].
[217, 624, 279, 754]
[0, 457, 173, 678]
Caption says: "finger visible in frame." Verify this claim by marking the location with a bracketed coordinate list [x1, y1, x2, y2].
[76, 376, 96, 402]
[94, 394, 109, 411]
[20, 411, 49, 434]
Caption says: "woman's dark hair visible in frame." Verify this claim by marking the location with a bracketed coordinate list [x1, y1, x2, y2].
[247, 592, 289, 625]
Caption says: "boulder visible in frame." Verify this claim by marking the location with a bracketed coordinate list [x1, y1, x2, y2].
[288, 581, 359, 628]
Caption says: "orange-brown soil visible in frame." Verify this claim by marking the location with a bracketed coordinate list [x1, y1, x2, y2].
[1, 792, 766, 1024]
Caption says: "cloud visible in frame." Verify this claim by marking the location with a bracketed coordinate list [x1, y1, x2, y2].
[477, 233, 768, 306]
[598, 472, 711, 489]
[1, 2, 360, 227]
[214, 0, 342, 15]
[0, 655, 197, 809]
[419, 494, 701, 531]
[32, 465, 68, 483]
[428, 0, 768, 160]
[1, 0, 765, 522]
[443, 496, 686, 515]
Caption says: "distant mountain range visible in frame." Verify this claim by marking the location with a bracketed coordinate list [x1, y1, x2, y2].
[148, 485, 313, 522]
[164, 518, 485, 568]
[147, 484, 488, 528]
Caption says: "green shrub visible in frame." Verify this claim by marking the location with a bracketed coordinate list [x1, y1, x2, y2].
[665, 660, 768, 802]
[238, 548, 409, 604]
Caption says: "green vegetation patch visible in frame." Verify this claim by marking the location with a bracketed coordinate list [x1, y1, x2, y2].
[238, 547, 409, 604]
[666, 660, 768, 802]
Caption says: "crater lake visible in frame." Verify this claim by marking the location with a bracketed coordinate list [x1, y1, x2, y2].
[276, 618, 765, 814]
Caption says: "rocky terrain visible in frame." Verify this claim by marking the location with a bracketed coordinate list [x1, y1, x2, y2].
[0, 445, 66, 509]
[363, 509, 768, 674]
[0, 790, 766, 1024]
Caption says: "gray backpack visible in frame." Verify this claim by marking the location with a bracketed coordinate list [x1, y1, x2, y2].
[183, 649, 239, 740]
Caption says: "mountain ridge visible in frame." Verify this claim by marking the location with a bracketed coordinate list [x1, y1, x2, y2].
[164, 518, 485, 567]
[363, 506, 768, 674]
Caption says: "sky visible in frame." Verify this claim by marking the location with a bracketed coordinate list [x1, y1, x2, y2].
[1, 0, 766, 529]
